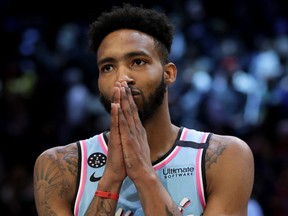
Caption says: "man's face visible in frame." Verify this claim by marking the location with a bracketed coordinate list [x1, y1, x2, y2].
[97, 29, 166, 121]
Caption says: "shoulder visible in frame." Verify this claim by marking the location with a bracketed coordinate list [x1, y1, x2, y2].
[205, 133, 254, 199]
[35, 142, 79, 169]
[34, 142, 79, 177]
[33, 142, 79, 202]
[206, 133, 254, 169]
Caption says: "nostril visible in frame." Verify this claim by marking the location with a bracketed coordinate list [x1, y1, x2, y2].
[118, 76, 134, 85]
[127, 79, 135, 85]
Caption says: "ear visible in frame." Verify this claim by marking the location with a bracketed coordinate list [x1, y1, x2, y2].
[163, 62, 177, 85]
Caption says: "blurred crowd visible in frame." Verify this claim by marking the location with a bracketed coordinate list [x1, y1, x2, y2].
[1, 0, 288, 215]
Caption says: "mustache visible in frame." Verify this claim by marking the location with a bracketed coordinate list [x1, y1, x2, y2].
[112, 85, 142, 100]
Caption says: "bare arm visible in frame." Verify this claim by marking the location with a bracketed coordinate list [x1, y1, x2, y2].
[203, 134, 255, 216]
[83, 180, 120, 216]
[33, 143, 78, 216]
[133, 171, 182, 215]
[84, 84, 126, 216]
[34, 97, 124, 216]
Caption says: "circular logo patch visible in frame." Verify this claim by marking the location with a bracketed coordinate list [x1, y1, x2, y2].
[87, 152, 107, 168]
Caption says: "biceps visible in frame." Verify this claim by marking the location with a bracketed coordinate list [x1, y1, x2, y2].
[203, 140, 254, 215]
[35, 195, 73, 216]
[203, 187, 249, 216]
[33, 154, 73, 215]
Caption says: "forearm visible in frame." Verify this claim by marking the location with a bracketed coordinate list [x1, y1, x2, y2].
[84, 175, 122, 216]
[134, 172, 182, 216]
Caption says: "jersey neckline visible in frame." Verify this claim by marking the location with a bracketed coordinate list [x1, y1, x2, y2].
[102, 127, 184, 166]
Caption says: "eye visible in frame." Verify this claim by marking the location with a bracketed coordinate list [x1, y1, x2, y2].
[132, 59, 146, 66]
[101, 64, 113, 73]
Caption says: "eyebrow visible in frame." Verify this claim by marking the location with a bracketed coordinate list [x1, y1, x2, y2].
[97, 51, 150, 66]
[97, 57, 115, 66]
[125, 51, 149, 59]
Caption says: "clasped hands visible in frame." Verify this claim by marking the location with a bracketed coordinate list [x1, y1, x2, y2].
[105, 81, 154, 184]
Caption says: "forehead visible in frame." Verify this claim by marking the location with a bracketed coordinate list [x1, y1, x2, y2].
[97, 29, 156, 59]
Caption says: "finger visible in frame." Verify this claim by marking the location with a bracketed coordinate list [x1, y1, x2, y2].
[118, 103, 129, 135]
[124, 85, 141, 127]
[120, 85, 136, 133]
[110, 84, 121, 144]
[121, 82, 142, 132]
[112, 84, 121, 104]
[110, 102, 120, 144]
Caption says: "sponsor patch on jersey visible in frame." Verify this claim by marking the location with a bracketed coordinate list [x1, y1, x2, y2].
[160, 165, 195, 180]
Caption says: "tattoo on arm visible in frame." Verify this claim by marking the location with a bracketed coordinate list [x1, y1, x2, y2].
[205, 140, 226, 170]
[85, 199, 114, 216]
[34, 153, 67, 214]
[34, 147, 78, 215]
[58, 148, 78, 177]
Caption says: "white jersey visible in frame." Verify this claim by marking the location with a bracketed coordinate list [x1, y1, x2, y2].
[73, 127, 211, 216]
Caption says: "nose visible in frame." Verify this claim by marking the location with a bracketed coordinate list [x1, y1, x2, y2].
[117, 67, 135, 85]
[118, 75, 134, 84]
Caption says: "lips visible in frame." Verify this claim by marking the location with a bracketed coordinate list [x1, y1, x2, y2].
[129, 87, 141, 97]
[131, 90, 141, 96]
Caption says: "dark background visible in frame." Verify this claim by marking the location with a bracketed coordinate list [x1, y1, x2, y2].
[1, 0, 288, 215]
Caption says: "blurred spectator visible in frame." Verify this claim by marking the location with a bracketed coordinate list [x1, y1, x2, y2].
[248, 198, 264, 216]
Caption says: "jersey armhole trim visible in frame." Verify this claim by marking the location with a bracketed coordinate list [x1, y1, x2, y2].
[201, 132, 213, 209]
[74, 140, 87, 216]
[72, 141, 82, 212]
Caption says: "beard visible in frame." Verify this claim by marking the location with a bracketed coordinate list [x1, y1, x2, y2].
[100, 76, 166, 122]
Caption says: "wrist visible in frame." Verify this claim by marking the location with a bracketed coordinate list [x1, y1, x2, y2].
[95, 190, 119, 201]
[97, 174, 123, 194]
[133, 171, 159, 189]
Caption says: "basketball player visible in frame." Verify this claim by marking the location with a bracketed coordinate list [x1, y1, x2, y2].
[33, 4, 254, 216]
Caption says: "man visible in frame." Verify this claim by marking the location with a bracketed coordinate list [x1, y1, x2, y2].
[33, 4, 254, 216]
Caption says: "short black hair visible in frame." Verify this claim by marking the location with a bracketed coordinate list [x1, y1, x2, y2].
[88, 4, 175, 63]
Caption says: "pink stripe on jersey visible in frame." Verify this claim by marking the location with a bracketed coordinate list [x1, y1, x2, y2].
[98, 133, 108, 154]
[74, 140, 88, 216]
[180, 127, 189, 141]
[154, 146, 180, 170]
[154, 128, 188, 170]
[201, 132, 209, 143]
[196, 149, 206, 209]
[196, 132, 208, 209]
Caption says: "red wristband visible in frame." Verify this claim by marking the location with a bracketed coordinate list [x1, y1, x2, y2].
[95, 190, 119, 201]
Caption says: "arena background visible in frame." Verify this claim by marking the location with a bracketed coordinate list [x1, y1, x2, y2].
[1, 0, 288, 215]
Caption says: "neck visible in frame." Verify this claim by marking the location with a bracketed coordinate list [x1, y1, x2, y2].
[142, 95, 180, 162]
